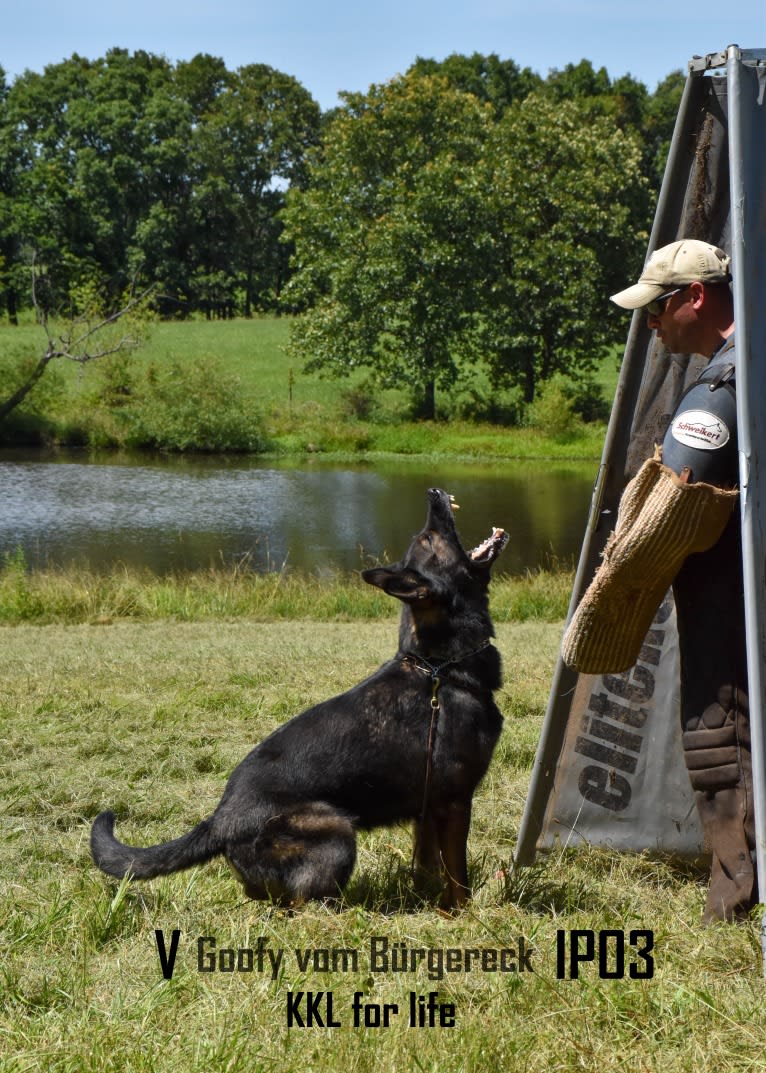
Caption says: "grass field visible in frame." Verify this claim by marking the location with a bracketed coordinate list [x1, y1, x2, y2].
[145, 317, 338, 410]
[0, 315, 616, 459]
[3, 601, 765, 1072]
[4, 318, 762, 1071]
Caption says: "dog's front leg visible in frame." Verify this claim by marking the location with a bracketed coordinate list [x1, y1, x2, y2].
[436, 801, 472, 910]
[412, 813, 443, 897]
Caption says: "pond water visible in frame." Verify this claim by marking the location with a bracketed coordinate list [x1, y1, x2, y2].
[0, 450, 597, 576]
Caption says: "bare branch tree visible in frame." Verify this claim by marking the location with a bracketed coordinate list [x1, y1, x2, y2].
[0, 269, 154, 423]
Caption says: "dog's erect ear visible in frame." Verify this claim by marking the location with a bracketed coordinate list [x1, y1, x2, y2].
[361, 566, 433, 603]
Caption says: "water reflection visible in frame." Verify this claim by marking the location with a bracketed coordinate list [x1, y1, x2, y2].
[0, 450, 597, 575]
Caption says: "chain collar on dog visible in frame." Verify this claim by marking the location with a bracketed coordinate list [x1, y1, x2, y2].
[397, 639, 492, 880]
[397, 638, 492, 687]
[397, 637, 493, 755]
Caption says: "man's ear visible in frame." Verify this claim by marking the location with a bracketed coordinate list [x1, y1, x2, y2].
[361, 566, 433, 603]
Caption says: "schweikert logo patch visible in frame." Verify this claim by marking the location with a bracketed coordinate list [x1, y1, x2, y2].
[671, 409, 730, 451]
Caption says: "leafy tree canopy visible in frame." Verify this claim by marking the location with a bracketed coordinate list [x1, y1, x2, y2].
[282, 73, 651, 416]
[282, 73, 498, 417]
[0, 50, 320, 320]
[407, 52, 542, 115]
[0, 47, 682, 345]
[475, 93, 650, 401]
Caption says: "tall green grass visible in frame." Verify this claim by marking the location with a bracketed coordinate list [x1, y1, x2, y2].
[0, 555, 573, 625]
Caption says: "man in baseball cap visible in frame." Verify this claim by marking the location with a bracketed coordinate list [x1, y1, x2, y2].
[563, 238, 755, 923]
[610, 239, 732, 309]
[612, 239, 734, 361]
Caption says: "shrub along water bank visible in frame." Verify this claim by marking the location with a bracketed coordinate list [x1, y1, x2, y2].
[0, 316, 617, 458]
[0, 557, 573, 626]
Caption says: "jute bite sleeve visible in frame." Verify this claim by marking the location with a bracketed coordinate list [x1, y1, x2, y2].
[561, 450, 738, 674]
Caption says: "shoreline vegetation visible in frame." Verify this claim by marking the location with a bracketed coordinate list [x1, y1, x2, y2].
[0, 315, 616, 461]
[0, 555, 573, 626]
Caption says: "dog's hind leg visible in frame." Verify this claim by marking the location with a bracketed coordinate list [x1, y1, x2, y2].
[227, 805, 357, 905]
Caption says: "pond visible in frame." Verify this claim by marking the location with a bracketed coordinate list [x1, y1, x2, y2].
[0, 450, 598, 576]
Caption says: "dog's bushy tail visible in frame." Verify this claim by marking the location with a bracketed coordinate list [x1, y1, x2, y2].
[90, 811, 221, 880]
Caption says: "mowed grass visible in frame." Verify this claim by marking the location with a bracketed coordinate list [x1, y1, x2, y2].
[3, 613, 765, 1072]
[145, 317, 340, 410]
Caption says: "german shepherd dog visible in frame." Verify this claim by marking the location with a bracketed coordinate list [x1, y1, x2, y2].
[91, 488, 508, 908]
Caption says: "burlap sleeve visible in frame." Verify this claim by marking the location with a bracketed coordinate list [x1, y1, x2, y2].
[561, 450, 738, 674]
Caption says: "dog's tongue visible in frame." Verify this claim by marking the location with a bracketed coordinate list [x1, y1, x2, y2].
[470, 528, 509, 564]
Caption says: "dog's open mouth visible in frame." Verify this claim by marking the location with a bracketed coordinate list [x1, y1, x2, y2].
[431, 488, 508, 566]
[469, 527, 509, 565]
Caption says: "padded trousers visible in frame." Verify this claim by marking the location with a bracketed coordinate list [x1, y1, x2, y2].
[674, 514, 756, 922]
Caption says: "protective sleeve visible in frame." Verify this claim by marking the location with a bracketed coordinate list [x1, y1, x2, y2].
[661, 374, 738, 487]
[561, 451, 738, 674]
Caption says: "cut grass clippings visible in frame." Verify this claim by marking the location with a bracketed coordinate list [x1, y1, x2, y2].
[2, 608, 765, 1071]
[3, 319, 761, 1070]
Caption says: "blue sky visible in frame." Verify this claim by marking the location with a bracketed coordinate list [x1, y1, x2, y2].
[4, 1, 765, 108]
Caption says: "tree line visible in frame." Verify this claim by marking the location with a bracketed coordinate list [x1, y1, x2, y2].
[0, 49, 684, 419]
[0, 50, 321, 322]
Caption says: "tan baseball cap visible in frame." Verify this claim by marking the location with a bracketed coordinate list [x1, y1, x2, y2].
[610, 239, 732, 309]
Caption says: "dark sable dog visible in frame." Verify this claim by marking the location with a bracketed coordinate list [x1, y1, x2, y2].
[91, 488, 508, 908]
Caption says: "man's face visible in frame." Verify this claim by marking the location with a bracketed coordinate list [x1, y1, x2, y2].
[645, 283, 696, 351]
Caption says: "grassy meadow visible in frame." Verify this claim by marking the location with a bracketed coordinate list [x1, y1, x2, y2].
[3, 317, 764, 1070]
[2, 572, 766, 1072]
[0, 314, 612, 459]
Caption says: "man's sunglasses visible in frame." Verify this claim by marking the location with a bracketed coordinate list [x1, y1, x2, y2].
[645, 286, 687, 316]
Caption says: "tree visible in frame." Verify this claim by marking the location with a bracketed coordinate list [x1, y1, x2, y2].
[474, 93, 651, 402]
[408, 52, 542, 116]
[0, 269, 152, 422]
[539, 60, 684, 188]
[3, 51, 174, 310]
[282, 73, 496, 418]
[643, 70, 685, 184]
[0, 63, 24, 324]
[125, 71, 200, 314]
[544, 58, 613, 102]
[282, 75, 650, 416]
[0, 48, 678, 333]
[0, 52, 320, 320]
[189, 64, 321, 315]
